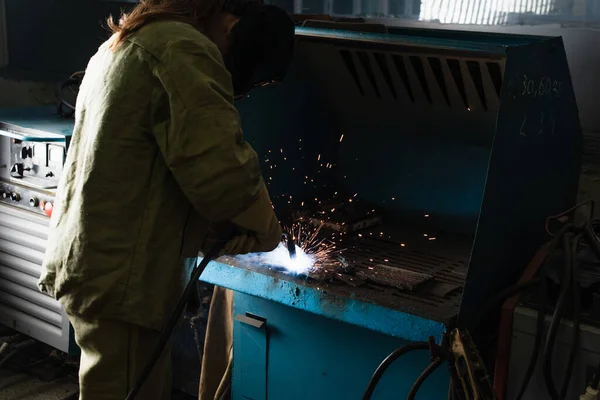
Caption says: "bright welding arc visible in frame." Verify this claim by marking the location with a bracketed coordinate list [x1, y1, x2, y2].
[234, 222, 340, 275]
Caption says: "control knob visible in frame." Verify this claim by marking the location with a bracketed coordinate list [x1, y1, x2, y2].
[29, 198, 39, 207]
[11, 192, 20, 202]
[44, 202, 54, 218]
[1, 191, 8, 200]
[21, 147, 32, 159]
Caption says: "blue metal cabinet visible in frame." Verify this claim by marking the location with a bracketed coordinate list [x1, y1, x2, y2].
[201, 260, 449, 400]
[232, 292, 448, 400]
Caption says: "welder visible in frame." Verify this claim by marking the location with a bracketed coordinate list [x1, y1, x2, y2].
[37, 1, 294, 399]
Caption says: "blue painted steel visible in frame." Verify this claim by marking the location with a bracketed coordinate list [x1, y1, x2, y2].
[212, 25, 581, 400]
[0, 107, 74, 141]
[201, 260, 446, 344]
[385, 26, 546, 46]
[460, 37, 583, 324]
[231, 292, 449, 400]
[234, 315, 268, 399]
[234, 57, 339, 211]
[295, 26, 508, 54]
[230, 26, 582, 328]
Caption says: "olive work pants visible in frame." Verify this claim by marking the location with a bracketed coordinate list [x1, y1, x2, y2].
[199, 286, 234, 400]
[67, 312, 172, 400]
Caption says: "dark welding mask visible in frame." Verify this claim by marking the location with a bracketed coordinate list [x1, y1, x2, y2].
[223, 4, 295, 100]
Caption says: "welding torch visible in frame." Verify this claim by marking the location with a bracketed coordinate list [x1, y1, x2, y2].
[283, 231, 296, 259]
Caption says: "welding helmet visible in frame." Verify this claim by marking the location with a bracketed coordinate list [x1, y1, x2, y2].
[223, 4, 295, 99]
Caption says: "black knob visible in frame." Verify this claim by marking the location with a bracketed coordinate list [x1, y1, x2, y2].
[29, 198, 39, 207]
[21, 147, 32, 159]
[1, 192, 8, 200]
[11, 192, 20, 202]
[10, 163, 24, 178]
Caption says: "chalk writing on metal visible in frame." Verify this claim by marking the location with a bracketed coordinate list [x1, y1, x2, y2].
[520, 111, 556, 137]
[520, 75, 562, 98]
[520, 113, 528, 137]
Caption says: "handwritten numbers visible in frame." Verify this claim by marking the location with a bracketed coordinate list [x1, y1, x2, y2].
[520, 113, 528, 137]
[519, 75, 562, 98]
[520, 111, 557, 138]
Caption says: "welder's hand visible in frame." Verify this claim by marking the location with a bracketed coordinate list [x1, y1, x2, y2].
[222, 234, 258, 255]
[223, 184, 282, 255]
[252, 212, 283, 253]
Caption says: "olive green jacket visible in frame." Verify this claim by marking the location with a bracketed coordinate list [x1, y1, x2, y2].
[38, 21, 269, 330]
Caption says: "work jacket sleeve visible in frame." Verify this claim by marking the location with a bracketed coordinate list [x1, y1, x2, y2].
[153, 37, 264, 222]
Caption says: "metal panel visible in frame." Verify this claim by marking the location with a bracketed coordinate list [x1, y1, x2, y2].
[0, 226, 46, 253]
[233, 313, 268, 400]
[0, 209, 49, 239]
[0, 272, 62, 313]
[201, 259, 447, 343]
[460, 37, 582, 324]
[0, 203, 70, 352]
[231, 292, 450, 400]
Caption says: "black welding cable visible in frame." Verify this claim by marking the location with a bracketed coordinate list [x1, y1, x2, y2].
[0, 339, 36, 369]
[125, 245, 223, 400]
[55, 71, 85, 119]
[543, 232, 574, 400]
[361, 342, 430, 400]
[405, 357, 444, 400]
[472, 221, 575, 333]
[584, 221, 600, 260]
[559, 234, 582, 399]
[513, 223, 576, 399]
[515, 273, 547, 400]
[560, 274, 580, 398]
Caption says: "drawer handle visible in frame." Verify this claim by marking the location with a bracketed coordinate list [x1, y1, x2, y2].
[235, 314, 266, 329]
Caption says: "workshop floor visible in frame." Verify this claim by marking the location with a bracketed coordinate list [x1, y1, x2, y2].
[0, 334, 197, 400]
[0, 367, 197, 400]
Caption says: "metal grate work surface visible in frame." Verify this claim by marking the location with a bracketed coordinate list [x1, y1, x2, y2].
[226, 226, 471, 325]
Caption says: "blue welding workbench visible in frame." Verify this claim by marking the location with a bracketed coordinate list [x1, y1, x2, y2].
[201, 260, 449, 400]
[200, 20, 582, 400]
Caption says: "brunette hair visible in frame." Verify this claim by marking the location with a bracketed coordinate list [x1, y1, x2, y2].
[107, 0, 227, 50]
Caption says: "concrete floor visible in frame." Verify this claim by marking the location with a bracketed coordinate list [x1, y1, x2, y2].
[0, 369, 78, 400]
[0, 335, 197, 400]
[0, 337, 79, 400]
[0, 368, 196, 400]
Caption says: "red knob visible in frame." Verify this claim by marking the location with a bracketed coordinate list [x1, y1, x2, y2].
[44, 202, 53, 218]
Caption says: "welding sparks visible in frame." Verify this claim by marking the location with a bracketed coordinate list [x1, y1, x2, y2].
[235, 222, 340, 276]
[257, 243, 316, 274]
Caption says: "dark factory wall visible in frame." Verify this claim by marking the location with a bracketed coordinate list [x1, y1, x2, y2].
[2, 0, 134, 80]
